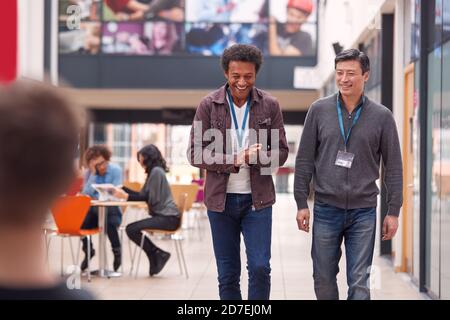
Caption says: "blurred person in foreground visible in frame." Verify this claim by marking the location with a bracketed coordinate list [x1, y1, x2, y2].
[0, 80, 93, 299]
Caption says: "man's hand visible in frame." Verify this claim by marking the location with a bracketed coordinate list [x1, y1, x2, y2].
[245, 143, 262, 164]
[296, 208, 310, 232]
[382, 215, 399, 240]
[88, 158, 105, 175]
[235, 144, 262, 167]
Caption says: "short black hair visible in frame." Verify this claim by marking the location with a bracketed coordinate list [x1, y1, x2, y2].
[334, 49, 370, 74]
[221, 44, 263, 74]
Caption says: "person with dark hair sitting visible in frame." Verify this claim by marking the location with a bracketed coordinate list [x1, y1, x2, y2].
[80, 145, 123, 273]
[114, 144, 180, 276]
[0, 80, 93, 299]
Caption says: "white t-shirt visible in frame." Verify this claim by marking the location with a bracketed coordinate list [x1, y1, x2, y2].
[226, 95, 251, 194]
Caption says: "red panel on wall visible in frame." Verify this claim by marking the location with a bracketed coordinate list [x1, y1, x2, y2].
[0, 0, 17, 83]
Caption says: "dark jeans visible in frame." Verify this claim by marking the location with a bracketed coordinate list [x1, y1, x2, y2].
[207, 193, 272, 300]
[312, 201, 377, 300]
[126, 215, 180, 259]
[81, 206, 122, 250]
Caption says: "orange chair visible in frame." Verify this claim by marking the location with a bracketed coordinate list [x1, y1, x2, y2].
[51, 195, 99, 282]
[170, 183, 202, 239]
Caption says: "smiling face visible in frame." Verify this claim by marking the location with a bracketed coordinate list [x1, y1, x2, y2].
[224, 60, 256, 104]
[335, 60, 369, 99]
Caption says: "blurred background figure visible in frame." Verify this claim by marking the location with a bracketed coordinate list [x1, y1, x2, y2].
[59, 0, 101, 22]
[114, 144, 180, 276]
[104, 0, 150, 20]
[0, 80, 93, 299]
[186, 0, 267, 23]
[102, 22, 150, 54]
[186, 0, 234, 22]
[229, 0, 268, 23]
[104, 0, 184, 22]
[269, 0, 313, 56]
[80, 146, 123, 273]
[185, 23, 227, 56]
[147, 21, 181, 55]
[59, 22, 101, 54]
[186, 23, 269, 56]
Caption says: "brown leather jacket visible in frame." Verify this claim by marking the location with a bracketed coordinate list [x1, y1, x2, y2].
[188, 84, 289, 212]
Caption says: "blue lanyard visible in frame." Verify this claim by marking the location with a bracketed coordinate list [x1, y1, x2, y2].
[336, 95, 365, 150]
[227, 89, 251, 149]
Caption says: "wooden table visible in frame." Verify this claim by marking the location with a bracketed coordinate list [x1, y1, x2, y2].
[90, 200, 146, 277]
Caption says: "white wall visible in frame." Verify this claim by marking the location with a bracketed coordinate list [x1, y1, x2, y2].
[17, 0, 45, 80]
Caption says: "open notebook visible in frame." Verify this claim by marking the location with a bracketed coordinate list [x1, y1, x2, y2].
[92, 183, 123, 202]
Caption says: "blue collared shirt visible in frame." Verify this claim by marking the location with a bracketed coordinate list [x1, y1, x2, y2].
[81, 163, 123, 199]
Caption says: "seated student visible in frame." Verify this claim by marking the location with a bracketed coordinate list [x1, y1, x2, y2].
[114, 144, 180, 276]
[0, 80, 93, 299]
[80, 146, 123, 272]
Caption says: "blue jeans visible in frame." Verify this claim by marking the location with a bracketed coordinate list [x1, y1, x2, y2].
[207, 193, 272, 300]
[312, 202, 376, 300]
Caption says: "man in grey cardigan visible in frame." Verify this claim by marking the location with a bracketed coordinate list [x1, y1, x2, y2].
[294, 49, 403, 300]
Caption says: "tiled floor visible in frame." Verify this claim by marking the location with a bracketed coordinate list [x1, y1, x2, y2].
[46, 194, 427, 300]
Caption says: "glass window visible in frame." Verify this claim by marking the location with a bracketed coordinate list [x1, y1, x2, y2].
[444, 0, 450, 41]
[426, 47, 442, 296]
[412, 60, 421, 283]
[426, 0, 443, 51]
[92, 123, 106, 144]
[440, 39, 450, 300]
[411, 0, 420, 60]
[364, 32, 381, 98]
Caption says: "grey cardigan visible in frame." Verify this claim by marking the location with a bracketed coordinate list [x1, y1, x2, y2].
[294, 93, 403, 216]
[128, 167, 179, 217]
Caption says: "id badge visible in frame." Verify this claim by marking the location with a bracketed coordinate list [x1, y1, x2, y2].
[335, 150, 355, 168]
